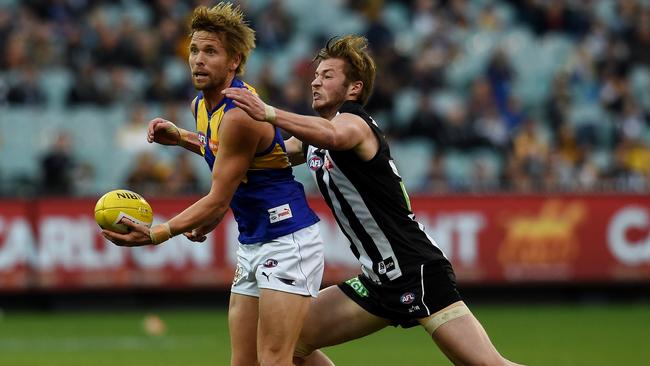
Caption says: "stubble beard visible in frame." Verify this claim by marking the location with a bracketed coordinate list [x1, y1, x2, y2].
[313, 100, 332, 119]
[313, 89, 346, 120]
[193, 73, 228, 92]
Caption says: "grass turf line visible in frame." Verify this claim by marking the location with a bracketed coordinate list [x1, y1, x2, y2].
[0, 304, 648, 366]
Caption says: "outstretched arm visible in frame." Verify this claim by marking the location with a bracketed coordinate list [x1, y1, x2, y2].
[145, 97, 203, 156]
[147, 118, 203, 155]
[223, 87, 369, 152]
[166, 111, 258, 237]
[103, 110, 260, 246]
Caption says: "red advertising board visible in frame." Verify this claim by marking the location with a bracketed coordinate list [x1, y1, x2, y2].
[1, 195, 649, 291]
[0, 200, 33, 290]
[408, 195, 650, 283]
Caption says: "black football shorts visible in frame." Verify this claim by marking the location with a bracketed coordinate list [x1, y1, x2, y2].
[338, 260, 462, 328]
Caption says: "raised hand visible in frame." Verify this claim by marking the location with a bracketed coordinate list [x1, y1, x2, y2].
[147, 118, 181, 145]
[102, 218, 154, 247]
[222, 87, 268, 122]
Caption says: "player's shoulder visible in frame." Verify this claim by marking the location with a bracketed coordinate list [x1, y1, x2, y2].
[221, 106, 266, 137]
[332, 110, 370, 133]
[334, 101, 368, 122]
[241, 81, 258, 95]
[224, 105, 255, 124]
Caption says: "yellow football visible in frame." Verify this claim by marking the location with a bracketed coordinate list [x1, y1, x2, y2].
[94, 189, 154, 233]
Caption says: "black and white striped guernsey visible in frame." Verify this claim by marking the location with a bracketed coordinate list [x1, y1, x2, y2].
[305, 101, 447, 284]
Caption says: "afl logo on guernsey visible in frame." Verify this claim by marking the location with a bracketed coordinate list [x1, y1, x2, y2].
[400, 292, 416, 304]
[198, 132, 207, 145]
[263, 258, 278, 268]
[308, 155, 323, 171]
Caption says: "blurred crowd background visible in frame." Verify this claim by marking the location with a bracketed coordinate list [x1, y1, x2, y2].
[1, 0, 649, 198]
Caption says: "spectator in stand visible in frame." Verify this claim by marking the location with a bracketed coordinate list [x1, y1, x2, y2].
[629, 7, 650, 65]
[125, 151, 171, 197]
[164, 152, 200, 196]
[486, 48, 514, 117]
[6, 66, 45, 105]
[404, 94, 441, 141]
[437, 101, 482, 152]
[555, 123, 580, 168]
[105, 67, 142, 105]
[615, 97, 648, 145]
[1, 0, 650, 195]
[509, 118, 549, 191]
[145, 72, 182, 103]
[473, 105, 509, 151]
[546, 74, 573, 132]
[423, 153, 449, 194]
[255, 0, 294, 51]
[40, 131, 76, 196]
[277, 76, 313, 116]
[0, 7, 11, 68]
[599, 65, 629, 115]
[67, 62, 111, 106]
[574, 145, 601, 190]
[116, 104, 155, 154]
[607, 141, 648, 191]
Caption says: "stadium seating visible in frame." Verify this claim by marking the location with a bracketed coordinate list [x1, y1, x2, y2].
[1, 0, 649, 196]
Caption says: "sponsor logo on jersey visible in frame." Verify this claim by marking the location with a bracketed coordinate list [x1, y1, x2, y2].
[378, 262, 386, 274]
[344, 277, 369, 298]
[263, 258, 278, 268]
[262, 271, 271, 281]
[377, 257, 396, 275]
[400, 292, 416, 304]
[408, 305, 421, 313]
[308, 155, 323, 171]
[268, 204, 293, 223]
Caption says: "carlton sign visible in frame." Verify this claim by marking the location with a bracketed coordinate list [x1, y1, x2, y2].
[0, 195, 649, 290]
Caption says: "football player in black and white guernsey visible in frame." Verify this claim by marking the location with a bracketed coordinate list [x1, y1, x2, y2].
[224, 35, 522, 366]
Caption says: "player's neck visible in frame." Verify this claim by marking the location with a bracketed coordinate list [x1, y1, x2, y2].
[318, 100, 346, 120]
[202, 74, 235, 111]
[319, 110, 337, 120]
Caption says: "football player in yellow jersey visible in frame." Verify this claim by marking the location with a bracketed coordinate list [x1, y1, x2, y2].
[102, 4, 326, 366]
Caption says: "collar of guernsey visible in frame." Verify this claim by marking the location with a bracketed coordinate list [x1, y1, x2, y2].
[193, 78, 318, 244]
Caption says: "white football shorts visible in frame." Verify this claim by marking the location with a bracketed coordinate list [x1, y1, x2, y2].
[231, 223, 324, 298]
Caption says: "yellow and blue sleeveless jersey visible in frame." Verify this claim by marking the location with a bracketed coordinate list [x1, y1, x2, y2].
[194, 78, 318, 244]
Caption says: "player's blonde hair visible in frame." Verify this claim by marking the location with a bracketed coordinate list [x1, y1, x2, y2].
[314, 35, 376, 105]
[190, 3, 256, 75]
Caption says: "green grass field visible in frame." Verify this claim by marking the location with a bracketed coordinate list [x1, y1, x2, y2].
[0, 304, 648, 366]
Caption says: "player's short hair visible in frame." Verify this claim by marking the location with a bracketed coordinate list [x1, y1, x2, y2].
[314, 35, 376, 105]
[190, 3, 256, 75]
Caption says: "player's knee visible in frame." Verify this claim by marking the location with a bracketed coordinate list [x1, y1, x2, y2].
[259, 344, 293, 366]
